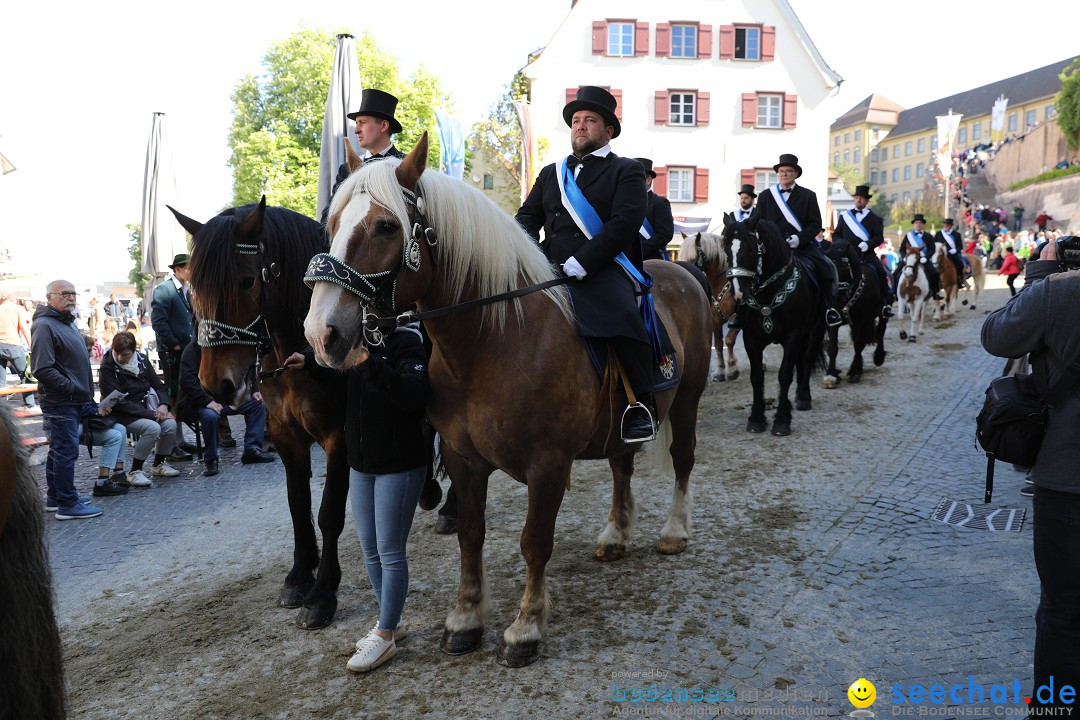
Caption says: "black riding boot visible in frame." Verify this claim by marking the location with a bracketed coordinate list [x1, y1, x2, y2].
[824, 283, 843, 327]
[622, 392, 657, 443]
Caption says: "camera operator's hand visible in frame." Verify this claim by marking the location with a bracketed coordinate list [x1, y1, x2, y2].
[1042, 241, 1058, 262]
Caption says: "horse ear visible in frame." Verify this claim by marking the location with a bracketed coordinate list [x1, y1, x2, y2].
[238, 196, 267, 237]
[722, 212, 733, 228]
[396, 131, 428, 190]
[344, 138, 364, 174]
[168, 205, 204, 237]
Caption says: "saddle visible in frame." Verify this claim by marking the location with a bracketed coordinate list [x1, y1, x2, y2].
[581, 324, 680, 394]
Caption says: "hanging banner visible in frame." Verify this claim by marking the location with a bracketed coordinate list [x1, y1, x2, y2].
[935, 111, 963, 179]
[434, 109, 465, 180]
[990, 94, 1009, 140]
[513, 99, 537, 201]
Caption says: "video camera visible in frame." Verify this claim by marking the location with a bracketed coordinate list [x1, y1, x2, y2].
[1056, 236, 1080, 270]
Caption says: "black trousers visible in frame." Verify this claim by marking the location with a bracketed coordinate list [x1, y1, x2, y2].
[1033, 487, 1080, 706]
[609, 336, 654, 398]
[862, 259, 893, 305]
[795, 245, 837, 305]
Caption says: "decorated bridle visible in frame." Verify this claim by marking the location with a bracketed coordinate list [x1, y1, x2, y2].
[831, 243, 866, 324]
[724, 223, 800, 334]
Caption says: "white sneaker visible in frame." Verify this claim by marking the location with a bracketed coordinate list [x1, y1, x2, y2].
[151, 462, 180, 478]
[346, 632, 396, 673]
[357, 619, 407, 650]
[126, 470, 152, 488]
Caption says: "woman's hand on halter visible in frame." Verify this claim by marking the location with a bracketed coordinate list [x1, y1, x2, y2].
[284, 352, 306, 372]
[352, 346, 371, 367]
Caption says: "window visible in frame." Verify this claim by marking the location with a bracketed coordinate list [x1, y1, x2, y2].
[671, 24, 697, 58]
[1026, 109, 1036, 128]
[853, 148, 861, 164]
[917, 138, 925, 153]
[843, 150, 850, 165]
[734, 26, 760, 60]
[608, 23, 634, 56]
[834, 152, 840, 165]
[754, 169, 777, 193]
[757, 94, 782, 128]
[483, 174, 494, 190]
[916, 163, 924, 178]
[1008, 112, 1018, 132]
[903, 165, 911, 181]
[855, 129, 862, 141]
[892, 168, 899, 183]
[834, 135, 840, 147]
[1047, 104, 1055, 119]
[903, 191, 910, 202]
[930, 135, 938, 151]
[957, 127, 967, 144]
[872, 127, 879, 140]
[973, 121, 981, 140]
[890, 194, 898, 204]
[871, 148, 879, 162]
[844, 131, 850, 144]
[668, 168, 694, 202]
[916, 190, 923, 201]
[892, 145, 899, 159]
[669, 92, 696, 125]
[879, 172, 885, 186]
[904, 141, 912, 156]
[870, 168, 878, 185]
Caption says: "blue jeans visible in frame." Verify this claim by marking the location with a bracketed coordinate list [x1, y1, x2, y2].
[198, 400, 266, 462]
[82, 423, 126, 472]
[43, 405, 82, 506]
[1033, 487, 1080, 705]
[0, 342, 35, 405]
[349, 466, 426, 632]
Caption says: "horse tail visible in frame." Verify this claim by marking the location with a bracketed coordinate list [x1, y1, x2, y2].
[648, 415, 675, 477]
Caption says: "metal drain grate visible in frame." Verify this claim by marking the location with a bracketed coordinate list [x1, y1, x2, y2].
[932, 498, 1027, 532]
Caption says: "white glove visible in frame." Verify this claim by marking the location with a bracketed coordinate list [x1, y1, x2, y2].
[562, 256, 587, 280]
[858, 242, 869, 252]
[920, 256, 927, 264]
[786, 235, 800, 249]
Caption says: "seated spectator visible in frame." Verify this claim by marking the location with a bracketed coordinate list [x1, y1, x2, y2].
[174, 339, 274, 476]
[99, 331, 181, 487]
[123, 319, 142, 351]
[102, 317, 118, 348]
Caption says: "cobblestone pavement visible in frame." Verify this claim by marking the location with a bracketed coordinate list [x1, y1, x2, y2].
[37, 277, 1046, 719]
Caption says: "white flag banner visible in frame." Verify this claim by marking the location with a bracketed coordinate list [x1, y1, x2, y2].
[935, 112, 963, 179]
[990, 94, 1009, 132]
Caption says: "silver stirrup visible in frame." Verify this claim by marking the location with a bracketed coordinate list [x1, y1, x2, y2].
[621, 402, 657, 444]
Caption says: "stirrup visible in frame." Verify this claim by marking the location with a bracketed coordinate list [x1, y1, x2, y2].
[825, 308, 843, 327]
[882, 305, 894, 318]
[621, 402, 657, 444]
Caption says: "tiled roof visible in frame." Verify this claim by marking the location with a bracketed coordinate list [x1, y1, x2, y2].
[830, 94, 905, 131]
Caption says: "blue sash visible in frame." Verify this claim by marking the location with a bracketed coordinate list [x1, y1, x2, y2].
[558, 159, 665, 362]
[907, 230, 927, 255]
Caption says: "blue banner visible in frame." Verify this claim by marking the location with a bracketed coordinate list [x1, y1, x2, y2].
[434, 109, 465, 180]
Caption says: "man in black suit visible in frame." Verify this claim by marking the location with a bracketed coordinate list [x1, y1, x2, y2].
[831, 185, 894, 317]
[634, 158, 673, 261]
[733, 184, 756, 222]
[895, 214, 941, 299]
[151, 253, 196, 459]
[936, 218, 968, 290]
[516, 86, 655, 442]
[754, 154, 842, 327]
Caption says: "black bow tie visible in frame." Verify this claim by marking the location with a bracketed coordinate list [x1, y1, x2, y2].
[567, 154, 597, 169]
[780, 188, 792, 194]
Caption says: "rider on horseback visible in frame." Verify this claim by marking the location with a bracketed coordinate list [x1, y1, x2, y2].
[936, 218, 969, 291]
[515, 86, 657, 443]
[895, 214, 942, 299]
[830, 185, 895, 318]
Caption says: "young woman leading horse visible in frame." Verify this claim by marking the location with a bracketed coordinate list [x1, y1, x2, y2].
[304, 134, 711, 667]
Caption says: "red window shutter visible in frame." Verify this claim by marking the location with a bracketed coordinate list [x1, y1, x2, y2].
[635, 21, 650, 56]
[761, 26, 776, 61]
[612, 89, 623, 122]
[592, 21, 607, 55]
[566, 87, 579, 107]
[653, 167, 668, 196]
[783, 94, 798, 129]
[698, 24, 713, 58]
[741, 93, 757, 127]
[655, 23, 671, 57]
[740, 168, 756, 188]
[718, 25, 735, 59]
[696, 91, 710, 126]
[654, 90, 670, 125]
[694, 168, 710, 202]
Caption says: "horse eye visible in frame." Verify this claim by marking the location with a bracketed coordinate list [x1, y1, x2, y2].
[376, 219, 398, 235]
[239, 276, 256, 291]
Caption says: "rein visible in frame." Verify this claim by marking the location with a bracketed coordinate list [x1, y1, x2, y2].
[834, 255, 866, 324]
[726, 231, 799, 334]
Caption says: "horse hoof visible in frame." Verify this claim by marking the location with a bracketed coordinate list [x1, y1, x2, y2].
[295, 597, 337, 630]
[279, 585, 311, 609]
[907, 336, 917, 343]
[899, 331, 908, 340]
[712, 372, 725, 382]
[418, 478, 443, 511]
[435, 515, 458, 535]
[497, 639, 541, 668]
[794, 398, 811, 411]
[727, 369, 739, 381]
[657, 537, 687, 555]
[441, 627, 484, 656]
[873, 351, 886, 367]
[770, 422, 791, 436]
[594, 544, 626, 561]
[847, 373, 862, 384]
[746, 419, 767, 433]
[823, 375, 839, 389]
[962, 299, 969, 306]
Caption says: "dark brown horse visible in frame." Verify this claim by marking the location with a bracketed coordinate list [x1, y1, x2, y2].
[171, 201, 350, 629]
[0, 404, 66, 720]
[822, 237, 888, 386]
[304, 135, 712, 667]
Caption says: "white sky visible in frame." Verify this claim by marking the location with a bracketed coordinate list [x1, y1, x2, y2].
[0, 0, 1074, 290]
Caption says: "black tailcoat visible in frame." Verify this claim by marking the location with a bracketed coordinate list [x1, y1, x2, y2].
[833, 209, 885, 263]
[641, 190, 674, 261]
[754, 184, 822, 247]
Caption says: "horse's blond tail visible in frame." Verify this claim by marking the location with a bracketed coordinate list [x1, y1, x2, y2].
[649, 416, 675, 477]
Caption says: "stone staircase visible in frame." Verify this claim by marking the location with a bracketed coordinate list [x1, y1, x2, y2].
[963, 172, 997, 208]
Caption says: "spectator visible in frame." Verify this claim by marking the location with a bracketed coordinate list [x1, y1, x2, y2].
[0, 294, 35, 407]
[1014, 202, 1025, 232]
[174, 339, 274, 477]
[101, 317, 118, 348]
[123, 319, 142, 351]
[85, 295, 103, 339]
[31, 280, 128, 520]
[998, 245, 1023, 296]
[151, 254, 197, 458]
[102, 293, 124, 321]
[1036, 211, 1053, 233]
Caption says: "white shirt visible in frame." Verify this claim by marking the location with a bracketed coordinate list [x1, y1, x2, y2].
[571, 144, 612, 179]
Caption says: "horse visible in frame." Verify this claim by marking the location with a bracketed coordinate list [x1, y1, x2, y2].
[896, 246, 932, 342]
[719, 212, 826, 436]
[934, 244, 961, 317]
[0, 404, 66, 720]
[961, 252, 985, 309]
[678, 231, 739, 382]
[822, 237, 888, 386]
[170, 200, 351, 630]
[303, 134, 712, 667]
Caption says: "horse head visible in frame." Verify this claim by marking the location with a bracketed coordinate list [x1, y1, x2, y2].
[902, 246, 923, 280]
[721, 211, 763, 301]
[825, 237, 860, 284]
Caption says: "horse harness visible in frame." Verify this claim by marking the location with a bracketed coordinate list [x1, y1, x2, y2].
[726, 233, 800, 335]
[835, 255, 866, 325]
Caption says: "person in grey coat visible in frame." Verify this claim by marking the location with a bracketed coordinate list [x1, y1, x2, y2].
[981, 239, 1080, 706]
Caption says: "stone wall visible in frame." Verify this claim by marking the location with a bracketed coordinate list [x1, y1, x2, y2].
[984, 120, 1074, 191]
[997, 173, 1080, 233]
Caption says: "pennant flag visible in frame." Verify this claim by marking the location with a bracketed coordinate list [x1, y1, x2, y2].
[434, 109, 465, 180]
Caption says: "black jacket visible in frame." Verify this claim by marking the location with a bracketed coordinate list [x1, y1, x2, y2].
[174, 341, 215, 423]
[641, 191, 674, 261]
[98, 349, 171, 426]
[321, 145, 407, 225]
[303, 327, 429, 474]
[936, 229, 963, 255]
[754, 184, 823, 248]
[898, 229, 936, 259]
[832, 209, 885, 263]
[29, 305, 94, 408]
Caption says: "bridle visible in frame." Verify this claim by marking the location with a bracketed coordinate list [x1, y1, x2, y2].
[724, 225, 800, 333]
[830, 243, 866, 323]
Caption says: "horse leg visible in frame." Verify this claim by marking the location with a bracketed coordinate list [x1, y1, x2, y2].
[848, 324, 866, 382]
[724, 325, 740, 381]
[498, 462, 569, 668]
[744, 335, 767, 433]
[277, 438, 319, 611]
[436, 483, 458, 535]
[823, 324, 841, 389]
[658, 389, 698, 555]
[296, 439, 349, 629]
[772, 344, 797, 436]
[441, 447, 491, 657]
[595, 452, 636, 561]
[711, 310, 725, 382]
[873, 314, 888, 366]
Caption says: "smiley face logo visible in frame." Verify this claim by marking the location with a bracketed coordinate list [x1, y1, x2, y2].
[848, 678, 876, 709]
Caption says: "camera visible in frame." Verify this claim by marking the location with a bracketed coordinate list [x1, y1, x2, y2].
[1056, 236, 1080, 269]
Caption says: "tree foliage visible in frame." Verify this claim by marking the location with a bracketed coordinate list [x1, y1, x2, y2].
[228, 29, 451, 217]
[127, 223, 152, 297]
[469, 73, 530, 187]
[1055, 59, 1080, 151]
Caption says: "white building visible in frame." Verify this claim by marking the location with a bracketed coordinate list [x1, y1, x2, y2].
[520, 0, 842, 232]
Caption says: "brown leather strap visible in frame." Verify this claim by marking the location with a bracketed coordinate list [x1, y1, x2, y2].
[611, 351, 638, 406]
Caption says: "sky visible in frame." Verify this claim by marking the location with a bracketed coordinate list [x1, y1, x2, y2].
[0, 0, 1074, 292]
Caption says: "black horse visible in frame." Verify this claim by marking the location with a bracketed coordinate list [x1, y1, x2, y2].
[720, 213, 826, 436]
[823, 237, 888, 385]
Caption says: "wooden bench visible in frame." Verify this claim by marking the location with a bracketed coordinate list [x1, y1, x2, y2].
[0, 383, 37, 397]
[20, 436, 49, 449]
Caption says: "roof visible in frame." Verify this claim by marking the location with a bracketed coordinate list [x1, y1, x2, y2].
[886, 55, 1079, 139]
[830, 94, 905, 132]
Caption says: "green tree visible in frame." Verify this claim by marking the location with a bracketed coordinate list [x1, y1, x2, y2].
[228, 29, 450, 216]
[1055, 59, 1080, 151]
[127, 223, 152, 297]
[468, 72, 549, 189]
[830, 163, 866, 193]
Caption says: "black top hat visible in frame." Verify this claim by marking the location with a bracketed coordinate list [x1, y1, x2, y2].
[772, 153, 802, 178]
[563, 86, 621, 138]
[853, 185, 873, 198]
[169, 253, 189, 269]
[943, 217, 955, 225]
[912, 214, 926, 223]
[738, 184, 757, 198]
[346, 89, 403, 134]
[635, 158, 656, 178]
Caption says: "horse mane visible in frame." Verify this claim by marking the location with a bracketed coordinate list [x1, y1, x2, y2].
[337, 159, 572, 329]
[681, 232, 727, 272]
[189, 204, 328, 332]
[753, 218, 791, 270]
